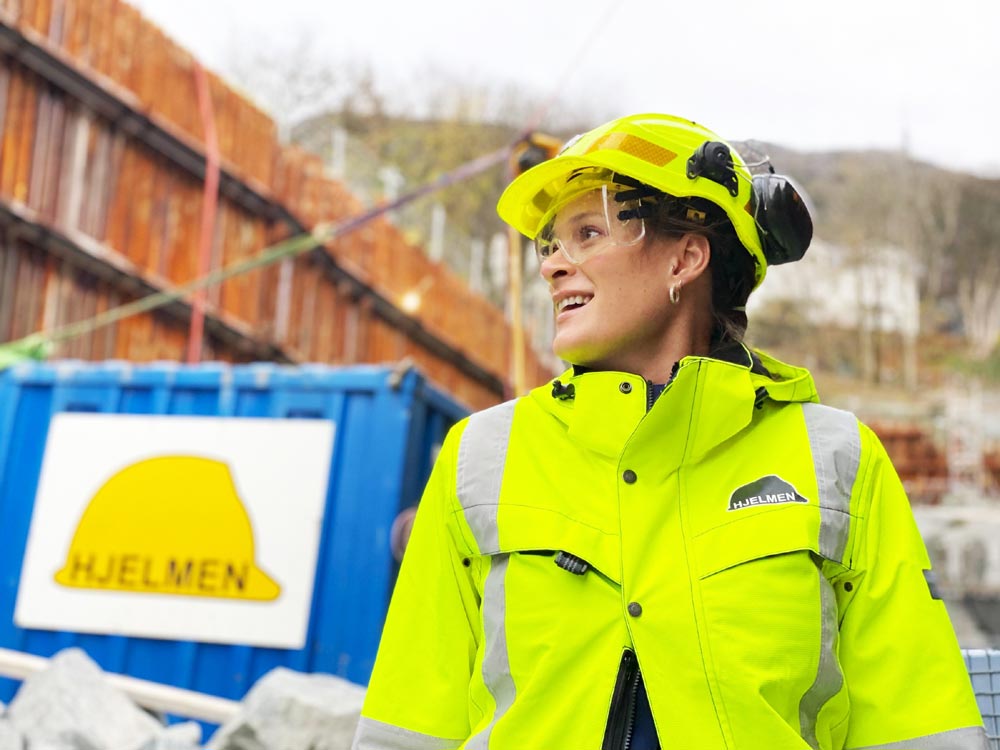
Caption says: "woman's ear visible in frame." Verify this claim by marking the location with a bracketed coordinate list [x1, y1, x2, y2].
[674, 233, 711, 283]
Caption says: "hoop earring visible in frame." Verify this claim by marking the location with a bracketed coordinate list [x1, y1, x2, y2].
[669, 283, 681, 305]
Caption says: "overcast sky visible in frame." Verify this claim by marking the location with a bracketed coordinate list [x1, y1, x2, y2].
[131, 0, 999, 177]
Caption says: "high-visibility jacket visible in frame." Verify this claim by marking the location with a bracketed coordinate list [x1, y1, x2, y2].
[354, 350, 986, 750]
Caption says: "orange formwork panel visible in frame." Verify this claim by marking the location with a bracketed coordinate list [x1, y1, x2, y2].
[102, 139, 134, 257]
[48, 0, 70, 46]
[0, 66, 22, 199]
[12, 67, 37, 205]
[32, 89, 68, 222]
[132, 19, 162, 111]
[119, 4, 144, 96]
[90, 0, 115, 79]
[146, 155, 173, 279]
[16, 0, 34, 30]
[24, 0, 50, 40]
[0, 66, 35, 204]
[127, 150, 155, 272]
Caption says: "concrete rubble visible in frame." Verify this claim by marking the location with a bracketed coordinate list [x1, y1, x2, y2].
[0, 649, 366, 750]
[209, 667, 365, 750]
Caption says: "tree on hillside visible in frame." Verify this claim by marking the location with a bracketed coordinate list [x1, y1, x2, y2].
[950, 178, 1000, 358]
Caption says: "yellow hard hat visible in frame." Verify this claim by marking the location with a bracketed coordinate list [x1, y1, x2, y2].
[498, 113, 772, 287]
[55, 456, 280, 601]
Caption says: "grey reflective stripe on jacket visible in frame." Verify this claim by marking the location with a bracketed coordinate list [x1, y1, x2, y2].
[849, 725, 990, 750]
[353, 716, 462, 750]
[799, 402, 861, 747]
[456, 400, 517, 749]
[801, 401, 860, 566]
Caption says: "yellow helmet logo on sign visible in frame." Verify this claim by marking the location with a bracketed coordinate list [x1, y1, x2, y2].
[55, 456, 281, 601]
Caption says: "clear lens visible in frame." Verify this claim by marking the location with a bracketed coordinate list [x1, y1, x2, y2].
[534, 184, 646, 265]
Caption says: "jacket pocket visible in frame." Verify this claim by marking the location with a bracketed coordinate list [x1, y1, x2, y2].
[692, 501, 850, 579]
[691, 504, 850, 745]
[458, 503, 621, 584]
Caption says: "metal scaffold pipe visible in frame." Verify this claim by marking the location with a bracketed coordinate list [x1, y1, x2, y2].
[0, 646, 241, 724]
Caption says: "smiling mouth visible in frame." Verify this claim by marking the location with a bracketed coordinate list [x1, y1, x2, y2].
[556, 295, 593, 313]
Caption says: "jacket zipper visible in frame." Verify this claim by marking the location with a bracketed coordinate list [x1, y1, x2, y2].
[603, 648, 641, 750]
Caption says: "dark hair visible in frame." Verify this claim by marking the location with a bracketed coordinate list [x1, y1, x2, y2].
[644, 196, 757, 344]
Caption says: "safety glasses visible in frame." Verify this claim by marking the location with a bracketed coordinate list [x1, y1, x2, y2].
[534, 183, 646, 265]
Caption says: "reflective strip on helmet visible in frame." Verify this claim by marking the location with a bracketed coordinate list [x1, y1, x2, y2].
[456, 400, 518, 747]
[798, 571, 844, 749]
[585, 132, 678, 168]
[352, 716, 462, 750]
[847, 726, 989, 749]
[801, 403, 860, 565]
[456, 399, 516, 553]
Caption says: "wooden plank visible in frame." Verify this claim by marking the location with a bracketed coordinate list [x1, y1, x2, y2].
[252, 219, 275, 336]
[12, 69, 37, 205]
[103, 140, 134, 256]
[0, 66, 24, 199]
[26, 83, 52, 212]
[0, 54, 11, 146]
[0, 227, 16, 340]
[147, 158, 172, 279]
[0, 0, 22, 23]
[78, 122, 102, 236]
[11, 240, 43, 340]
[19, 0, 37, 33]
[55, 105, 89, 231]
[73, 268, 98, 359]
[63, 0, 84, 58]
[299, 261, 318, 358]
[239, 214, 259, 326]
[47, 0, 67, 46]
[93, 0, 116, 79]
[96, 130, 125, 242]
[39, 89, 66, 221]
[205, 200, 226, 311]
[30, 0, 51, 40]
[0, 67, 25, 200]
[176, 176, 200, 283]
[115, 3, 140, 95]
[94, 286, 117, 359]
[313, 275, 335, 362]
[132, 16, 158, 109]
[128, 145, 154, 271]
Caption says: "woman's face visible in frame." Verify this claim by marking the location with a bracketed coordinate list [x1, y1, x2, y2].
[539, 189, 683, 374]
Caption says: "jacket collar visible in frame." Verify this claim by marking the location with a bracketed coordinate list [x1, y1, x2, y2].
[529, 347, 819, 461]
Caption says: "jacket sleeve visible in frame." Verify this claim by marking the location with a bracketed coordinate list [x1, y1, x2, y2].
[839, 426, 987, 750]
[353, 423, 479, 750]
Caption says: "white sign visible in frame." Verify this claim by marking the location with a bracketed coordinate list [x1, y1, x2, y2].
[15, 413, 335, 649]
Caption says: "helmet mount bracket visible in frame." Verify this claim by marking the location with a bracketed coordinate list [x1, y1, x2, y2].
[687, 141, 739, 197]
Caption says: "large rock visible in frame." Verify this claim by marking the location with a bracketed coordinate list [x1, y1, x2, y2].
[137, 722, 203, 750]
[5, 648, 163, 750]
[208, 668, 364, 750]
[0, 719, 24, 750]
[27, 730, 101, 750]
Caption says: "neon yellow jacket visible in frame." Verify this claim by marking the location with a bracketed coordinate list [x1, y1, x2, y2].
[354, 350, 986, 750]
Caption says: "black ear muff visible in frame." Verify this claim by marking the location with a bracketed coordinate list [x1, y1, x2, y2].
[751, 174, 813, 265]
[687, 141, 739, 197]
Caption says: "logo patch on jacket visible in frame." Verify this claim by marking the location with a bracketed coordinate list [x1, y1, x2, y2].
[728, 475, 809, 511]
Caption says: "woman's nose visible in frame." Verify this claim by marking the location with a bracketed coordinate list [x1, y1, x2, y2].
[540, 244, 575, 283]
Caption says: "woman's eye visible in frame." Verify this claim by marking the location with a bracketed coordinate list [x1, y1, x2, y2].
[577, 225, 604, 243]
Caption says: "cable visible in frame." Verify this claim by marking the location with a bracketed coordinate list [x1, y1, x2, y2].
[522, 4, 623, 133]
[0, 143, 516, 365]
[0, 9, 623, 367]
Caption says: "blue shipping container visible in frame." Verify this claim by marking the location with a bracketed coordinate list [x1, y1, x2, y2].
[0, 360, 468, 705]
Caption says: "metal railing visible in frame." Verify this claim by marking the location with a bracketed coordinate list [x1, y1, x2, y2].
[965, 649, 1000, 748]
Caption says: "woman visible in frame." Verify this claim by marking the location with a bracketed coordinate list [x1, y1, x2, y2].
[353, 114, 986, 750]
